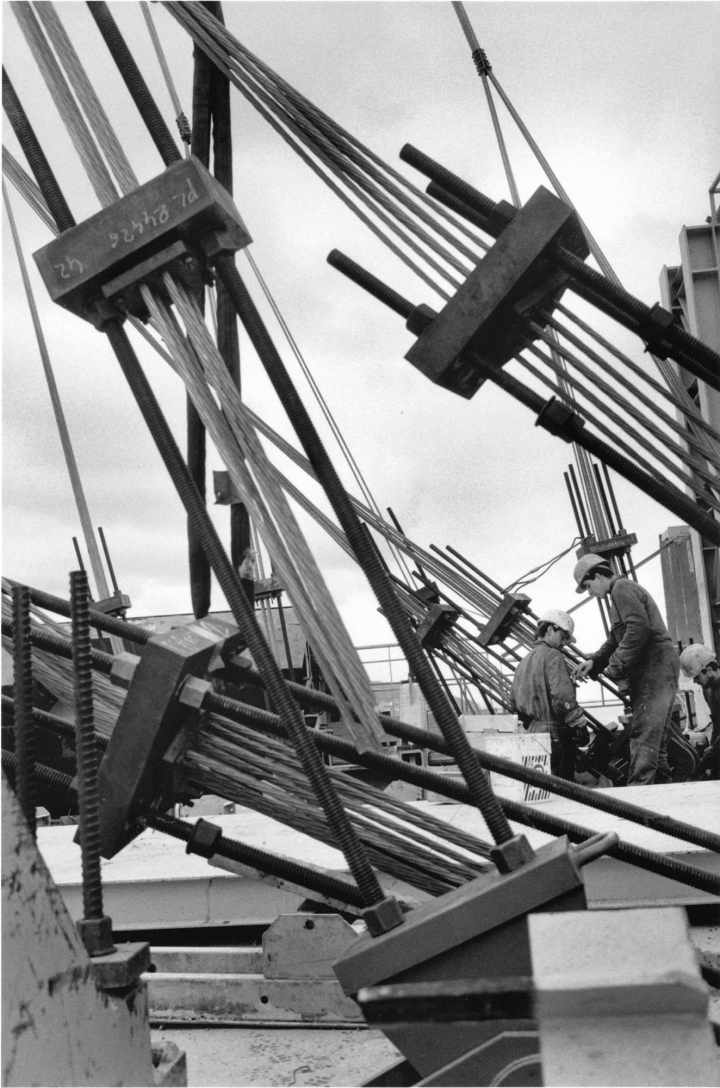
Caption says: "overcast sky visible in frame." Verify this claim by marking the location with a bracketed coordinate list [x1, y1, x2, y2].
[3, 1, 719, 674]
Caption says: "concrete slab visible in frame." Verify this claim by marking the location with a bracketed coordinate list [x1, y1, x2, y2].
[38, 808, 345, 928]
[37, 782, 719, 930]
[151, 1026, 401, 1088]
[37, 807, 426, 929]
[419, 780, 720, 856]
[529, 908, 718, 1086]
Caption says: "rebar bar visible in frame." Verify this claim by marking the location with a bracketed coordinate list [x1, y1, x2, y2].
[11, 584, 37, 838]
[70, 570, 105, 922]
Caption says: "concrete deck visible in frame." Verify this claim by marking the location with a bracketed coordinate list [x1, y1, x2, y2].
[151, 1026, 401, 1088]
[38, 780, 719, 929]
[39, 779, 720, 931]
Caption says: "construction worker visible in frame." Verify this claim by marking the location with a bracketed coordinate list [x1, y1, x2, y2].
[680, 645, 720, 779]
[510, 610, 589, 780]
[572, 554, 678, 785]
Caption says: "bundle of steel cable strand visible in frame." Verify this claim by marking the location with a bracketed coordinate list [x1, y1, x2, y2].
[3, 578, 719, 897]
[4, 0, 717, 631]
[0, 585, 122, 739]
[1, 586, 498, 896]
[185, 715, 493, 897]
[2, 2, 717, 866]
[5, 1, 719, 531]
[159, 1, 720, 501]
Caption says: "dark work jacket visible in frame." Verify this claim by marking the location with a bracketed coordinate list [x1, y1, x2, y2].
[589, 577, 673, 682]
[705, 676, 720, 746]
[510, 640, 586, 732]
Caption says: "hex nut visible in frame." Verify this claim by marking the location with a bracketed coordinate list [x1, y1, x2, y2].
[491, 834, 535, 874]
[109, 652, 140, 690]
[77, 914, 116, 957]
[178, 675, 212, 710]
[361, 895, 405, 938]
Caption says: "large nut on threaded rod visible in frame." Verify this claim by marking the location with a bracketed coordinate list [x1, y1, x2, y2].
[405, 186, 589, 399]
[97, 617, 244, 858]
[185, 817, 223, 859]
[361, 895, 405, 938]
[110, 652, 140, 690]
[77, 914, 116, 958]
[535, 395, 586, 444]
[637, 302, 677, 360]
[490, 834, 535, 875]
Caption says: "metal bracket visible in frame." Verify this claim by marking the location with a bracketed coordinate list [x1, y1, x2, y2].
[96, 616, 243, 857]
[34, 156, 251, 325]
[575, 532, 638, 563]
[415, 603, 460, 649]
[476, 593, 532, 648]
[405, 185, 589, 398]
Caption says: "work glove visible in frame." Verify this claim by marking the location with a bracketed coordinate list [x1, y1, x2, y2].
[574, 724, 591, 748]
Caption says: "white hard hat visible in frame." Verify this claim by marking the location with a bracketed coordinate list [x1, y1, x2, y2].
[573, 553, 610, 594]
[538, 609, 576, 643]
[679, 644, 717, 679]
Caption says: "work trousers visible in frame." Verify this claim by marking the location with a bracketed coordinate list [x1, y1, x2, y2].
[527, 720, 576, 781]
[626, 643, 679, 785]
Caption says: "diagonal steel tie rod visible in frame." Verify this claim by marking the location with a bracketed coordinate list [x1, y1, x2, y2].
[326, 249, 720, 548]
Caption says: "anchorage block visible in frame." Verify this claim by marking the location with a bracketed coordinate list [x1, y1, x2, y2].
[415, 602, 460, 649]
[477, 592, 531, 647]
[333, 837, 586, 1082]
[97, 616, 243, 858]
[405, 185, 589, 398]
[576, 533, 638, 563]
[34, 157, 251, 326]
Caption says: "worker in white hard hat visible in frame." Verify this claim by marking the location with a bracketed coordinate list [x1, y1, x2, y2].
[571, 555, 678, 786]
[680, 645, 720, 779]
[510, 610, 589, 780]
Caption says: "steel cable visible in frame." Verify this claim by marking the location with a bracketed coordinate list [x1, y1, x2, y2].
[11, 1, 119, 208]
[327, 250, 720, 543]
[104, 317, 387, 909]
[555, 302, 720, 458]
[86, 1, 182, 169]
[14, 2, 713, 509]
[139, 1, 191, 151]
[165, 1, 492, 260]
[546, 310, 720, 472]
[183, 711, 720, 896]
[3, 596, 717, 886]
[145, 278, 385, 757]
[401, 144, 720, 385]
[519, 339, 720, 508]
[213, 253, 515, 846]
[529, 324, 720, 495]
[2, 146, 57, 234]
[32, 0, 139, 194]
[149, 813, 368, 910]
[422, 179, 720, 462]
[3, 62, 388, 910]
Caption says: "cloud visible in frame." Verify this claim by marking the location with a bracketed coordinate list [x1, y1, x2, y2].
[3, 0, 714, 666]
